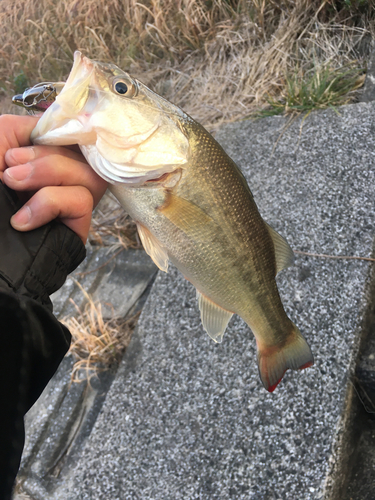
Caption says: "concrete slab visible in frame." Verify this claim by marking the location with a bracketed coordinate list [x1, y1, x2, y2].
[361, 42, 375, 102]
[15, 247, 157, 499]
[52, 102, 375, 499]
[341, 281, 375, 500]
[51, 246, 157, 319]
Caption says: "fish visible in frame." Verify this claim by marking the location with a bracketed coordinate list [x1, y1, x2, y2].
[25, 51, 313, 392]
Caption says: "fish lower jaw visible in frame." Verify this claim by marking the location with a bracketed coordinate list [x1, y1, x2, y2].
[32, 118, 89, 145]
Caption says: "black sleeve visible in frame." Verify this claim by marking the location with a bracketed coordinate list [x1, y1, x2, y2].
[0, 182, 86, 500]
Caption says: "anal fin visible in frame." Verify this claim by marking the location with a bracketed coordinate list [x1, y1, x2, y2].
[196, 291, 233, 343]
[136, 223, 169, 272]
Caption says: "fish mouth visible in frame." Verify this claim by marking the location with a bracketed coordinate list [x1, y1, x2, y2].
[65, 51, 95, 89]
[31, 51, 156, 148]
[30, 52, 99, 144]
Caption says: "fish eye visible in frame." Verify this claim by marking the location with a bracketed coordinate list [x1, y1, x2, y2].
[112, 78, 137, 97]
[115, 82, 128, 94]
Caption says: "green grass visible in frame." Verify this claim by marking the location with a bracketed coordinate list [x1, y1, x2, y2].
[13, 72, 29, 95]
[257, 64, 366, 118]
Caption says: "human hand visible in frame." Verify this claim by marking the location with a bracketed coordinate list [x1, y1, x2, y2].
[0, 115, 108, 243]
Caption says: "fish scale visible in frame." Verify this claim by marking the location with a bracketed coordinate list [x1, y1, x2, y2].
[24, 51, 314, 391]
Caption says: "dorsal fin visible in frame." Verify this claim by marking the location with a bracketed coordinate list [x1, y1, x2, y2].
[265, 223, 294, 275]
[136, 223, 169, 272]
[196, 291, 233, 343]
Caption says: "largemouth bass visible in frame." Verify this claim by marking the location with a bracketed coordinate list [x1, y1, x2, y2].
[22, 51, 313, 391]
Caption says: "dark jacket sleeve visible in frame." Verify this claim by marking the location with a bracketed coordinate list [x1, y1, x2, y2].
[0, 182, 86, 500]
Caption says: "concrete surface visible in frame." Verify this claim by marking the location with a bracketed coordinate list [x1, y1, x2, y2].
[51, 245, 157, 320]
[342, 278, 375, 500]
[15, 246, 157, 499]
[33, 101, 375, 499]
[361, 42, 375, 103]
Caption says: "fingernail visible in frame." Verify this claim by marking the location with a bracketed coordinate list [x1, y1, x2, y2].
[8, 147, 35, 164]
[11, 206, 32, 227]
[6, 164, 33, 181]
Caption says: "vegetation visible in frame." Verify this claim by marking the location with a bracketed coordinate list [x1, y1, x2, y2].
[1, 0, 374, 127]
[88, 193, 141, 251]
[62, 283, 139, 382]
[64, 195, 142, 381]
[258, 63, 366, 117]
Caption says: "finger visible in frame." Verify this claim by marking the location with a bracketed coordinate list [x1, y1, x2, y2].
[5, 144, 84, 167]
[3, 154, 107, 207]
[0, 115, 39, 173]
[10, 185, 94, 243]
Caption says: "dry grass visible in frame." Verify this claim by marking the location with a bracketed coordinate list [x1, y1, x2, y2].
[1, 0, 374, 128]
[66, 197, 141, 377]
[89, 193, 141, 251]
[62, 284, 140, 382]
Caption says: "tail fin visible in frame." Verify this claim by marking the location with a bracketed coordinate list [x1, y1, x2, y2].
[257, 323, 313, 392]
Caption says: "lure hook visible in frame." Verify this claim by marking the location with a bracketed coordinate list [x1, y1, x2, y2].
[12, 81, 64, 113]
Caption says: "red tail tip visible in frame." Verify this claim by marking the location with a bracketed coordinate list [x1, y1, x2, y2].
[267, 372, 286, 393]
[299, 360, 314, 370]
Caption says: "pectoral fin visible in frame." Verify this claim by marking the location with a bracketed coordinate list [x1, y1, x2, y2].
[265, 223, 294, 275]
[159, 193, 218, 236]
[136, 223, 169, 272]
[196, 291, 233, 343]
